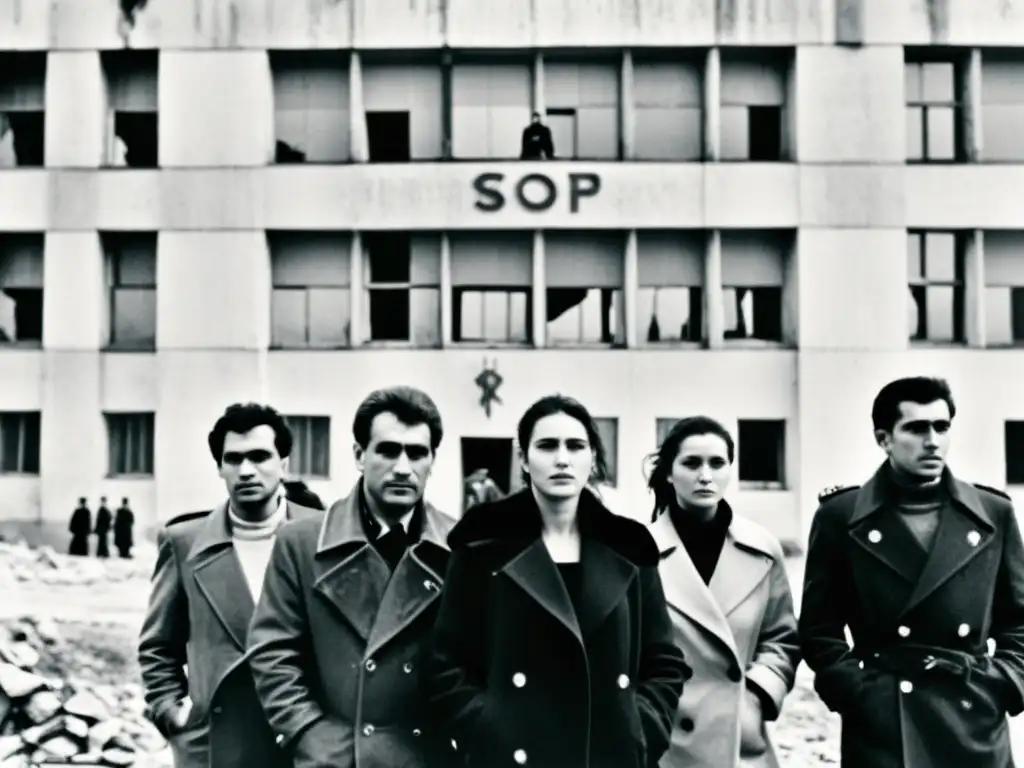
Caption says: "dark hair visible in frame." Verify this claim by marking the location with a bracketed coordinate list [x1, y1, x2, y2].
[871, 376, 956, 433]
[646, 416, 735, 518]
[207, 402, 293, 464]
[352, 386, 444, 451]
[516, 394, 609, 487]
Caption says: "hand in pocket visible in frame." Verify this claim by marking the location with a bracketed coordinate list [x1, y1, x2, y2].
[171, 697, 193, 731]
[739, 689, 767, 757]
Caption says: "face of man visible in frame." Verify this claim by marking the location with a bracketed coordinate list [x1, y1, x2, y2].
[877, 399, 952, 481]
[219, 425, 288, 509]
[355, 412, 435, 515]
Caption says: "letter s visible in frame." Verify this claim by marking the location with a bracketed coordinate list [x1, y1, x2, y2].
[473, 173, 505, 213]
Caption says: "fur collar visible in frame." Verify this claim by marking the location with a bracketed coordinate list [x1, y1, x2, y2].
[448, 487, 660, 567]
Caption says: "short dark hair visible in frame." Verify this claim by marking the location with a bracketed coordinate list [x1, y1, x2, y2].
[871, 376, 956, 433]
[516, 394, 609, 486]
[352, 386, 444, 451]
[207, 403, 293, 464]
[646, 416, 735, 518]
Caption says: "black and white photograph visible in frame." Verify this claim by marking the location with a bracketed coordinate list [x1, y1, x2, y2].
[2, 0, 1024, 766]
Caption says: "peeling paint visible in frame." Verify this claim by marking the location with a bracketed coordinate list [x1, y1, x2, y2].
[925, 0, 949, 42]
[119, 0, 149, 27]
[229, 1, 240, 45]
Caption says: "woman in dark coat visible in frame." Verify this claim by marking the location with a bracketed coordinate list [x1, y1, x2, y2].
[426, 394, 690, 768]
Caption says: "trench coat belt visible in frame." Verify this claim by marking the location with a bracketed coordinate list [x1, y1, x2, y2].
[856, 643, 987, 684]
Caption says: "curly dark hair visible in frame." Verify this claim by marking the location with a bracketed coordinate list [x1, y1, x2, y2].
[207, 402, 293, 464]
[352, 386, 444, 451]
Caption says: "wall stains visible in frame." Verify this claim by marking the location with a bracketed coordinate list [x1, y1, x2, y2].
[835, 0, 863, 45]
[717, 0, 738, 37]
[119, 0, 149, 27]
[925, 0, 949, 43]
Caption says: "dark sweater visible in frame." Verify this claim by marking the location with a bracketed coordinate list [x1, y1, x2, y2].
[889, 469, 945, 551]
[670, 502, 733, 585]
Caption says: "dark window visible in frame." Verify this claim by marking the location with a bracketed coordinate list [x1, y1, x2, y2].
[115, 112, 159, 168]
[738, 420, 786, 487]
[0, 412, 40, 474]
[748, 106, 782, 161]
[723, 287, 783, 342]
[105, 412, 154, 476]
[1006, 422, 1024, 486]
[285, 416, 331, 478]
[367, 111, 411, 162]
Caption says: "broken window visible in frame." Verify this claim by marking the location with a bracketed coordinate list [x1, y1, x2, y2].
[363, 58, 444, 161]
[594, 417, 619, 486]
[104, 232, 157, 349]
[284, 416, 331, 478]
[269, 231, 351, 348]
[637, 231, 704, 343]
[906, 55, 966, 162]
[545, 232, 625, 346]
[105, 412, 154, 475]
[738, 419, 786, 488]
[450, 232, 532, 344]
[363, 233, 440, 345]
[907, 231, 965, 343]
[0, 233, 44, 345]
[271, 51, 350, 164]
[0, 412, 40, 474]
[721, 231, 787, 343]
[102, 51, 159, 168]
[0, 53, 46, 168]
[721, 50, 791, 161]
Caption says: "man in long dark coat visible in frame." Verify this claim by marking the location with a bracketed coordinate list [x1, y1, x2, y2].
[800, 376, 1024, 767]
[114, 497, 135, 559]
[68, 498, 91, 557]
[94, 497, 112, 558]
[248, 386, 457, 768]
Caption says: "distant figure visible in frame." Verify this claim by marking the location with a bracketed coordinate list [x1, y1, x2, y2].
[463, 468, 504, 511]
[68, 498, 91, 557]
[94, 496, 112, 559]
[114, 497, 135, 559]
[282, 479, 326, 511]
[520, 112, 555, 160]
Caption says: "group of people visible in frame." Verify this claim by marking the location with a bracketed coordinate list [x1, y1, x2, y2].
[137, 376, 1024, 768]
[68, 496, 135, 559]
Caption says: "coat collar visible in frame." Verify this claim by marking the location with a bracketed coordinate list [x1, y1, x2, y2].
[850, 463, 993, 529]
[448, 488, 659, 646]
[650, 502, 777, 663]
[185, 498, 319, 651]
[316, 481, 449, 555]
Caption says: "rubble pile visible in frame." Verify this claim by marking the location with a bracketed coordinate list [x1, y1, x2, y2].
[0, 618, 170, 768]
[0, 543, 153, 589]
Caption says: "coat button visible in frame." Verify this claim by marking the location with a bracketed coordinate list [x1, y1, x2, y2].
[365, 659, 377, 672]
[413, 728, 422, 736]
[275, 734, 284, 746]
[858, 661, 865, 670]
[679, 717, 695, 732]
[727, 666, 742, 683]
[961, 699, 973, 710]
[403, 661, 414, 674]
[868, 529, 882, 543]
[900, 680, 914, 694]
[958, 623, 971, 638]
[513, 672, 527, 688]
[897, 626, 911, 638]
[513, 749, 528, 764]
[617, 674, 630, 689]
[212, 706, 222, 715]
[363, 724, 375, 736]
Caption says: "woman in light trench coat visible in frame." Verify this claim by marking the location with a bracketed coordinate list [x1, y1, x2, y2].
[647, 416, 801, 768]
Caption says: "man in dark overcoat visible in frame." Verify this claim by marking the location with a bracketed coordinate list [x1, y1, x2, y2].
[799, 376, 1024, 768]
[94, 496, 112, 558]
[114, 497, 135, 558]
[248, 386, 457, 768]
[68, 498, 91, 556]
[138, 403, 320, 768]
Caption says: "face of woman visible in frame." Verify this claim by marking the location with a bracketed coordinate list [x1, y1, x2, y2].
[522, 412, 594, 500]
[667, 433, 733, 511]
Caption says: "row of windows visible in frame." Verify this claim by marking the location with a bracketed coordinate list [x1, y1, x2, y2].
[5, 229, 1024, 349]
[5, 48, 1024, 167]
[0, 411, 786, 488]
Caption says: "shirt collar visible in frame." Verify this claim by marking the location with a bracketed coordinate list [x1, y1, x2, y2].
[359, 487, 422, 542]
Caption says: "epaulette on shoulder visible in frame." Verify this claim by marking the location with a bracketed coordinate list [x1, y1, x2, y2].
[166, 509, 211, 527]
[818, 484, 859, 503]
[973, 483, 1011, 500]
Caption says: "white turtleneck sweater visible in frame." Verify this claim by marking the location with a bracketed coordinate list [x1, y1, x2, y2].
[228, 496, 287, 603]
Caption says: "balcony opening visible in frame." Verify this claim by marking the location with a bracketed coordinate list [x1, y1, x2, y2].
[748, 106, 782, 161]
[0, 233, 44, 346]
[0, 52, 46, 168]
[738, 419, 786, 489]
[270, 51, 350, 165]
[367, 111, 411, 162]
[102, 50, 159, 168]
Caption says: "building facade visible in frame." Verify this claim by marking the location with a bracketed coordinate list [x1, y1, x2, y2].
[3, 0, 1024, 545]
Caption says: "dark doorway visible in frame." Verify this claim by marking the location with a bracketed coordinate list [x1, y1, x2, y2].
[366, 111, 411, 162]
[461, 437, 516, 513]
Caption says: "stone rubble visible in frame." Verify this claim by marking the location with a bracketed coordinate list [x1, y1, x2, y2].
[0, 543, 155, 590]
[0, 617, 170, 768]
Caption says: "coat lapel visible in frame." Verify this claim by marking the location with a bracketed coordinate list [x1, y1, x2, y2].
[503, 538, 583, 645]
[650, 512, 738, 661]
[188, 503, 256, 652]
[898, 478, 995, 618]
[847, 470, 930, 584]
[576, 538, 638, 638]
[364, 508, 450, 658]
[708, 516, 774, 618]
[312, 490, 391, 641]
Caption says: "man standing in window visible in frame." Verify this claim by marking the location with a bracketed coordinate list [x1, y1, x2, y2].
[248, 386, 457, 768]
[138, 403, 321, 768]
[799, 376, 1024, 768]
[520, 112, 554, 160]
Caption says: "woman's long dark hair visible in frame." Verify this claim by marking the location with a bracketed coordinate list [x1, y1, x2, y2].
[645, 416, 735, 521]
[517, 395, 610, 488]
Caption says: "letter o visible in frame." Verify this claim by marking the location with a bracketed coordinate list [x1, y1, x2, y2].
[515, 174, 557, 212]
